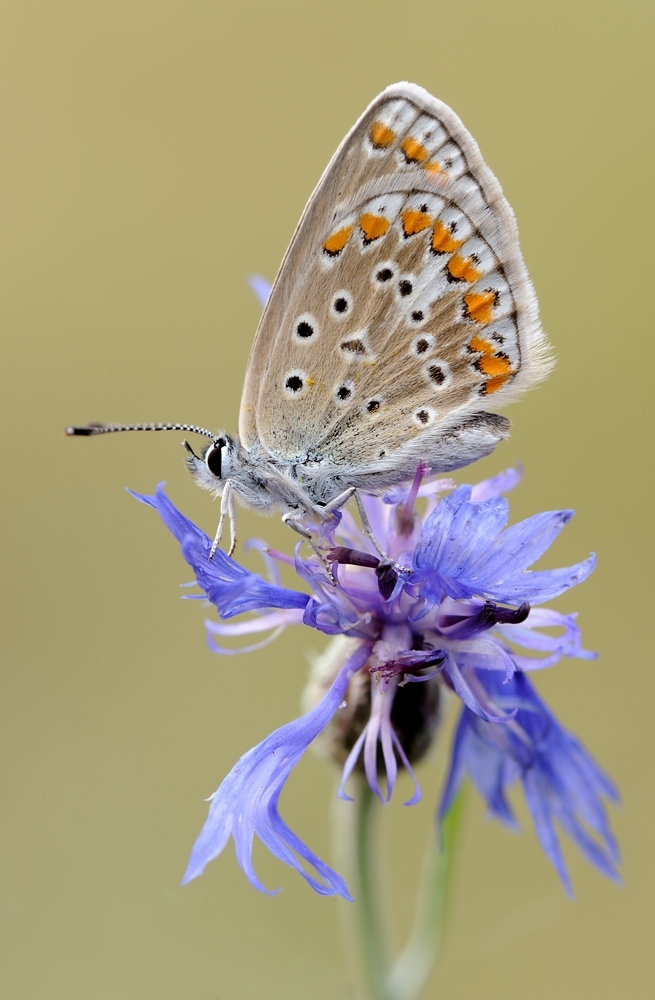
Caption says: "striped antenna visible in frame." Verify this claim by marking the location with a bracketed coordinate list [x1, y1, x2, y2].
[65, 422, 218, 442]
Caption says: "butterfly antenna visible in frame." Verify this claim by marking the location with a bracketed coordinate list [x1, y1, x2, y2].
[65, 421, 219, 443]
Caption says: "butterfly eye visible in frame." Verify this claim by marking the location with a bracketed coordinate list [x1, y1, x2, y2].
[205, 438, 225, 478]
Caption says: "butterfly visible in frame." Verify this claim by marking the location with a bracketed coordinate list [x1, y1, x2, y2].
[67, 82, 552, 556]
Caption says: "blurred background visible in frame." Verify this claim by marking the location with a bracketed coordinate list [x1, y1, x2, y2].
[1, 1, 653, 997]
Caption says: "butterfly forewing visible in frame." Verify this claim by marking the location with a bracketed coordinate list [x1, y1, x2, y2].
[239, 82, 550, 474]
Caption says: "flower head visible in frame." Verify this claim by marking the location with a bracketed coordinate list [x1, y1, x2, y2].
[131, 466, 618, 898]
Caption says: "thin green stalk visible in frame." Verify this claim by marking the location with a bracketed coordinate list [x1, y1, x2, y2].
[333, 780, 466, 1000]
[333, 779, 393, 1000]
[385, 785, 467, 1000]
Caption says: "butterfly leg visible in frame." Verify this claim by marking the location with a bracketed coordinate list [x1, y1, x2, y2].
[226, 487, 238, 557]
[352, 491, 388, 561]
[281, 511, 313, 540]
[348, 490, 412, 587]
[324, 487, 390, 563]
[321, 486, 357, 515]
[209, 480, 237, 559]
[281, 510, 339, 584]
[324, 488, 408, 589]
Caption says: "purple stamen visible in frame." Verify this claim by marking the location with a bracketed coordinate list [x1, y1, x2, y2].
[439, 601, 530, 639]
[327, 546, 380, 569]
[264, 547, 296, 568]
[327, 546, 399, 601]
[402, 463, 430, 520]
[372, 648, 447, 681]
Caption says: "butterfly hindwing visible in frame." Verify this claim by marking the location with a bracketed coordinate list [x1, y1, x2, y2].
[239, 82, 551, 477]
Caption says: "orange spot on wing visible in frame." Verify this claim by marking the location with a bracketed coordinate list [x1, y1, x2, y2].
[478, 353, 512, 378]
[478, 353, 512, 395]
[323, 224, 354, 257]
[401, 208, 432, 237]
[447, 253, 482, 283]
[464, 290, 496, 325]
[483, 373, 511, 395]
[470, 335, 513, 393]
[431, 220, 462, 255]
[370, 121, 396, 149]
[400, 136, 430, 164]
[469, 334, 494, 355]
[424, 161, 442, 174]
[359, 213, 390, 243]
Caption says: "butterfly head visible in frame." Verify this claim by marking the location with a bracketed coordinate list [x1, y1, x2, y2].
[183, 433, 237, 495]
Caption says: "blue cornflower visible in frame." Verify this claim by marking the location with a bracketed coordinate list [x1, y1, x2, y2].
[131, 465, 619, 899]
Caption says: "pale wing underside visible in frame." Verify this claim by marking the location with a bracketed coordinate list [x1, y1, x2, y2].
[239, 82, 551, 469]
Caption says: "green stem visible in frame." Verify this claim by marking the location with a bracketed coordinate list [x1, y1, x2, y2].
[333, 779, 392, 1000]
[333, 780, 466, 1000]
[386, 785, 467, 1000]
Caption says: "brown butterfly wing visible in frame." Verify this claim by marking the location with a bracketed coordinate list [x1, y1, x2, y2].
[238, 82, 551, 478]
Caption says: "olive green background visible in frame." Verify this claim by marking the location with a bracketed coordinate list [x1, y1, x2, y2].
[2, 1, 653, 997]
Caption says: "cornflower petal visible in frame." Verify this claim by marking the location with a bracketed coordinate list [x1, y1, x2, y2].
[243, 538, 282, 586]
[302, 597, 365, 636]
[444, 654, 517, 723]
[379, 682, 399, 801]
[415, 486, 510, 594]
[390, 731, 422, 805]
[496, 608, 598, 666]
[382, 477, 456, 505]
[483, 555, 597, 605]
[205, 625, 285, 655]
[479, 509, 574, 577]
[130, 487, 309, 618]
[182, 642, 372, 896]
[454, 639, 516, 680]
[440, 671, 619, 894]
[470, 465, 523, 502]
[338, 728, 369, 801]
[363, 684, 396, 802]
[180, 534, 309, 618]
[339, 677, 419, 805]
[247, 274, 272, 308]
[204, 609, 305, 638]
[204, 610, 305, 655]
[413, 485, 596, 605]
[364, 702, 384, 801]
